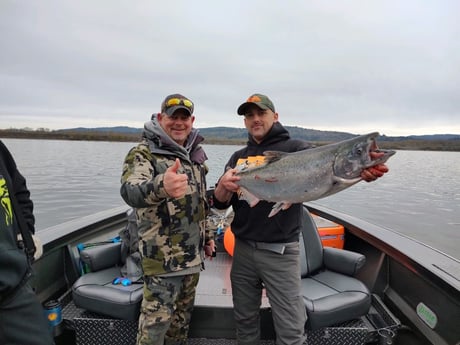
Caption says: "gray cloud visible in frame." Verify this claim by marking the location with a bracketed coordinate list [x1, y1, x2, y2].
[1, 0, 458, 135]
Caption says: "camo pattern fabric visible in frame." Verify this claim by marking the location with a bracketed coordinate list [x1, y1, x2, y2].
[120, 141, 210, 276]
[137, 273, 199, 345]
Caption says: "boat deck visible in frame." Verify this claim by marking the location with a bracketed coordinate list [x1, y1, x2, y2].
[194, 252, 270, 308]
[35, 205, 459, 345]
[59, 249, 400, 345]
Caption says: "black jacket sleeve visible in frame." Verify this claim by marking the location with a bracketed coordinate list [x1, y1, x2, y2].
[0, 141, 35, 234]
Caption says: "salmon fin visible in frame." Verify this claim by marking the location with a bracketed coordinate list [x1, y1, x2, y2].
[263, 151, 288, 164]
[268, 201, 292, 217]
[333, 176, 362, 186]
[236, 160, 268, 173]
[238, 187, 260, 207]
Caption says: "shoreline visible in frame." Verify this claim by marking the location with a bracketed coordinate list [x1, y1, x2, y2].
[1, 129, 460, 151]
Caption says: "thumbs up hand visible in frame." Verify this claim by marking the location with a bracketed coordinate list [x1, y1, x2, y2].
[163, 159, 188, 198]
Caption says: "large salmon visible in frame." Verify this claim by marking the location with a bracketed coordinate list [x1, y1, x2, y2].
[235, 132, 396, 217]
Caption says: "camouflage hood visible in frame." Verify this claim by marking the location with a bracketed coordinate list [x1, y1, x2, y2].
[143, 117, 207, 164]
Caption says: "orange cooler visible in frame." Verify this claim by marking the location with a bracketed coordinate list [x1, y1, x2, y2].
[223, 213, 345, 256]
[311, 214, 345, 249]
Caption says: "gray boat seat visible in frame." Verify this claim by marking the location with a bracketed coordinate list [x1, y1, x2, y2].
[299, 208, 371, 330]
[72, 241, 143, 321]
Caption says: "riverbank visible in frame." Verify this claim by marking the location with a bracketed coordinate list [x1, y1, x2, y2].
[1, 128, 460, 151]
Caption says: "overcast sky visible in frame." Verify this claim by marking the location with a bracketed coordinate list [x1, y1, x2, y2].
[1, 1, 458, 136]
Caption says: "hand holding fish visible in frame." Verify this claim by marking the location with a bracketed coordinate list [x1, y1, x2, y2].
[220, 168, 241, 192]
[163, 158, 189, 198]
[214, 168, 240, 203]
[361, 151, 390, 182]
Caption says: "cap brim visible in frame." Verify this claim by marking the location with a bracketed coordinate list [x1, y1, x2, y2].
[164, 105, 192, 116]
[237, 102, 269, 115]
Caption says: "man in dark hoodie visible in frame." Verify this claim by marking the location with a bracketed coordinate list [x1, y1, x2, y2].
[120, 94, 215, 345]
[213, 94, 389, 345]
[0, 140, 54, 345]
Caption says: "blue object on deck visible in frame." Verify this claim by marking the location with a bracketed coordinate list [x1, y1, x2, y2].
[112, 277, 132, 286]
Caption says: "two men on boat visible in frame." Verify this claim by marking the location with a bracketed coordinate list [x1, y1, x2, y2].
[120, 92, 389, 345]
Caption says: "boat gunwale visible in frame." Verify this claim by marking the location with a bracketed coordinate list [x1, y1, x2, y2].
[38, 206, 130, 251]
[30, 204, 460, 345]
[304, 203, 460, 298]
[37, 204, 460, 296]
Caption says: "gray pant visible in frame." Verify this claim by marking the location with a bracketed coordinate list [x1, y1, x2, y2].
[231, 239, 307, 345]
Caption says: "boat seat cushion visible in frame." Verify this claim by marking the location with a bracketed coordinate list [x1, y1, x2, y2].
[300, 270, 371, 330]
[72, 242, 143, 321]
[72, 266, 143, 321]
[299, 209, 371, 330]
[322, 246, 366, 276]
[79, 242, 122, 272]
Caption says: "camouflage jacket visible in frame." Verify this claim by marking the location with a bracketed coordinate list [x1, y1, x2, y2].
[120, 118, 210, 276]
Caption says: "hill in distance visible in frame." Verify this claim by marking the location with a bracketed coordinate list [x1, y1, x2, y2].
[55, 126, 460, 142]
[3, 126, 459, 150]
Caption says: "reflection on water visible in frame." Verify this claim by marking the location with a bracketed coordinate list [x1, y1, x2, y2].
[3, 138, 459, 260]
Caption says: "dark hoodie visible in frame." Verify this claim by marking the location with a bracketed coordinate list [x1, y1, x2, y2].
[0, 140, 35, 302]
[214, 122, 313, 243]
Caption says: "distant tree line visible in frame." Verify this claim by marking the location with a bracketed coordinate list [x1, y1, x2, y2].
[0, 128, 141, 142]
[1, 128, 460, 151]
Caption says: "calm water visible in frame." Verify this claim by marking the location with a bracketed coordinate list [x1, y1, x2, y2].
[3, 138, 459, 260]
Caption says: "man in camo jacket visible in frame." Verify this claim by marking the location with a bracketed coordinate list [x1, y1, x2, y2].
[120, 94, 215, 345]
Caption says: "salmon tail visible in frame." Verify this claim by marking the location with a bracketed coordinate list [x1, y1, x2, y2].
[238, 187, 260, 207]
[268, 201, 292, 217]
